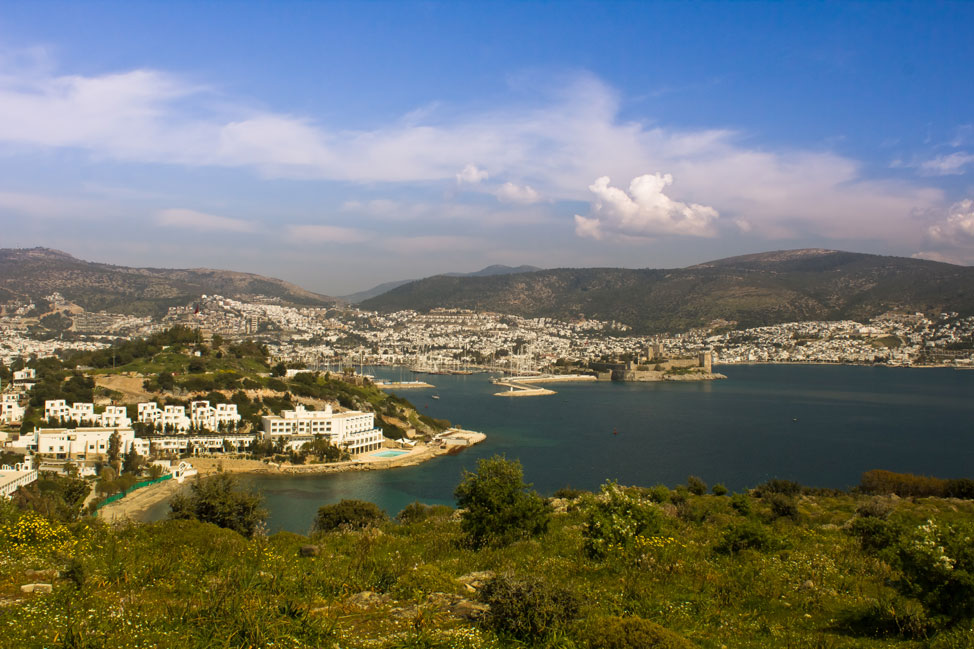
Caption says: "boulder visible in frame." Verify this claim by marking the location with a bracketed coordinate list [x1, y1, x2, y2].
[298, 545, 320, 557]
[20, 583, 53, 594]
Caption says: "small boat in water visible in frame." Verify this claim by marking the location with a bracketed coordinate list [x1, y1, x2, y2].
[432, 394, 440, 400]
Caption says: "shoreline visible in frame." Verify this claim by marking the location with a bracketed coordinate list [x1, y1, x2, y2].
[97, 431, 486, 522]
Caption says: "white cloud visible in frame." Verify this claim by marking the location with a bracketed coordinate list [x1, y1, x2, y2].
[456, 164, 488, 184]
[574, 173, 719, 240]
[495, 182, 542, 204]
[285, 224, 369, 243]
[156, 208, 255, 233]
[928, 200, 974, 243]
[0, 55, 950, 249]
[918, 152, 974, 176]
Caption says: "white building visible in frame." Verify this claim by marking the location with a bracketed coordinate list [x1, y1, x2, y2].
[149, 433, 256, 455]
[261, 404, 384, 454]
[190, 401, 241, 431]
[0, 454, 36, 498]
[0, 393, 24, 424]
[12, 368, 36, 389]
[138, 402, 191, 432]
[23, 427, 149, 459]
[44, 400, 132, 428]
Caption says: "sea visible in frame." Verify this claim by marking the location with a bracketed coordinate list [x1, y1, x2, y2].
[141, 364, 974, 534]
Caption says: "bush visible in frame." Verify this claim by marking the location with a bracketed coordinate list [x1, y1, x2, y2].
[766, 493, 800, 521]
[396, 501, 452, 524]
[754, 479, 802, 497]
[893, 519, 974, 624]
[730, 493, 752, 516]
[313, 499, 387, 532]
[454, 456, 550, 548]
[583, 481, 663, 559]
[712, 483, 728, 497]
[579, 615, 699, 648]
[553, 486, 586, 500]
[849, 516, 901, 553]
[857, 497, 895, 519]
[714, 521, 780, 555]
[480, 574, 579, 642]
[686, 475, 707, 496]
[169, 472, 266, 537]
[860, 470, 946, 498]
[837, 596, 933, 639]
[647, 484, 671, 504]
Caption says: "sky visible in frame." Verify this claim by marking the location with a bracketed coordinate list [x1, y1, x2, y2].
[0, 1, 972, 296]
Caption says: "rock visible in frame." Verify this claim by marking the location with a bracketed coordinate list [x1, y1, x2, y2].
[20, 583, 53, 594]
[346, 591, 391, 608]
[24, 569, 58, 580]
[451, 599, 489, 620]
[458, 570, 494, 591]
[799, 580, 815, 592]
[298, 545, 320, 557]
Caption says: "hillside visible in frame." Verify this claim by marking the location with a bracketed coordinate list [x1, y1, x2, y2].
[0, 248, 334, 316]
[362, 250, 974, 333]
[342, 265, 542, 304]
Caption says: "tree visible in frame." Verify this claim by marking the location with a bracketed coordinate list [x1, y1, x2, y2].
[271, 362, 287, 377]
[107, 431, 121, 469]
[122, 447, 142, 475]
[313, 499, 386, 532]
[169, 472, 266, 537]
[454, 455, 550, 548]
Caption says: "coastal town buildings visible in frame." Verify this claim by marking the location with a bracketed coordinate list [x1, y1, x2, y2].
[0, 393, 24, 424]
[14, 427, 150, 459]
[261, 404, 384, 454]
[44, 400, 133, 428]
[0, 454, 36, 498]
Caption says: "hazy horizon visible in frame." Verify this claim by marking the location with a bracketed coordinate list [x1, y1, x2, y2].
[0, 2, 972, 294]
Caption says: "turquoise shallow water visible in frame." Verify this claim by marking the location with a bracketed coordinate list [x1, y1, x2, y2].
[142, 365, 974, 533]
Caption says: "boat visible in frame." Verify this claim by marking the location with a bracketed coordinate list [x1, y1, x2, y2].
[432, 394, 440, 400]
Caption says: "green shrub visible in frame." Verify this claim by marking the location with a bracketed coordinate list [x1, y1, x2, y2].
[686, 475, 707, 496]
[730, 493, 752, 516]
[480, 574, 579, 642]
[837, 596, 933, 639]
[313, 499, 387, 532]
[754, 479, 802, 497]
[396, 501, 452, 524]
[454, 456, 550, 548]
[714, 521, 779, 555]
[169, 472, 266, 537]
[583, 481, 663, 559]
[766, 493, 800, 521]
[392, 564, 459, 601]
[553, 486, 586, 500]
[711, 483, 728, 496]
[893, 519, 974, 624]
[860, 470, 946, 498]
[849, 516, 902, 553]
[647, 484, 671, 504]
[857, 497, 895, 519]
[579, 615, 699, 648]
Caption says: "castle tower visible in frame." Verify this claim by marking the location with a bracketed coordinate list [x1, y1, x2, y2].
[698, 350, 712, 373]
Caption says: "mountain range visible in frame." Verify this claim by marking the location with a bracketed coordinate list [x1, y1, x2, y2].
[361, 249, 974, 333]
[2, 247, 972, 333]
[340, 265, 541, 303]
[0, 248, 334, 316]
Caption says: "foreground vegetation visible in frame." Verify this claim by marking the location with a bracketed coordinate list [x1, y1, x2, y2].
[2, 463, 974, 648]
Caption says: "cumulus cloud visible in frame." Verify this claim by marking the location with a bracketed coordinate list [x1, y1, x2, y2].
[928, 200, 974, 243]
[574, 173, 719, 240]
[156, 208, 255, 233]
[495, 182, 541, 204]
[0, 54, 951, 249]
[285, 224, 369, 243]
[456, 164, 488, 184]
[918, 152, 974, 176]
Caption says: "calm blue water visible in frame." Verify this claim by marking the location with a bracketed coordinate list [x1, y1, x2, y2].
[142, 365, 974, 533]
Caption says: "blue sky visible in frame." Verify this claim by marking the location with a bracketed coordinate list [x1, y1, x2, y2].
[0, 1, 972, 295]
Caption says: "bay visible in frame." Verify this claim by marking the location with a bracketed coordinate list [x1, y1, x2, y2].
[143, 365, 974, 534]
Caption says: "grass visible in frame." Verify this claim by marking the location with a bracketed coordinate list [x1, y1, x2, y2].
[2, 490, 974, 648]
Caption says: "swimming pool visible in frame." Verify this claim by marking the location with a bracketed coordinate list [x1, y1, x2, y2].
[371, 450, 409, 458]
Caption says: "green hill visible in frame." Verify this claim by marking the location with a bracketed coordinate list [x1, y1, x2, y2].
[0, 247, 334, 316]
[362, 249, 974, 333]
